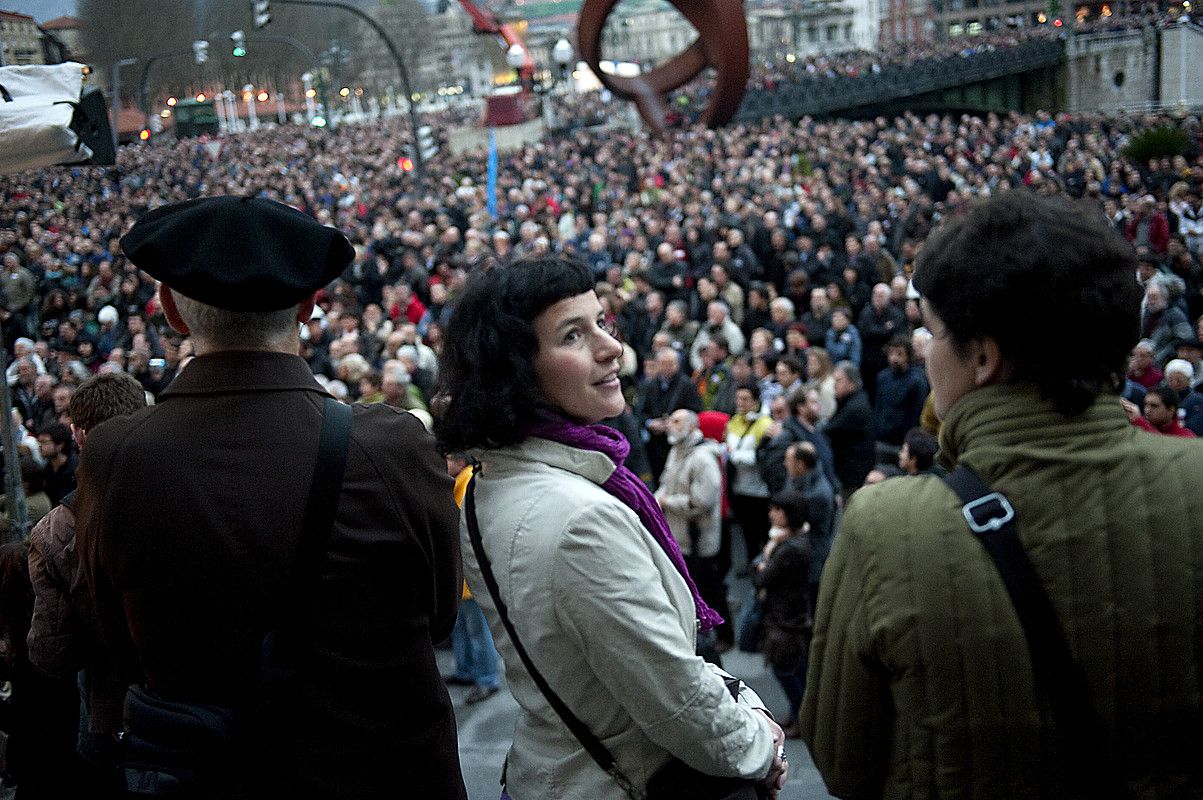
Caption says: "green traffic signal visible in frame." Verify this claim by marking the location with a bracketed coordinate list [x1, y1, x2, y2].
[233, 46, 247, 57]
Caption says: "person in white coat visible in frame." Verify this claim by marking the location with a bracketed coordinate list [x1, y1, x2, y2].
[437, 257, 786, 800]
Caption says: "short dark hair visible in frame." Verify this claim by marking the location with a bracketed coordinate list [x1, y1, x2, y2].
[786, 441, 818, 470]
[67, 373, 147, 432]
[778, 354, 803, 380]
[885, 334, 912, 363]
[769, 488, 810, 531]
[709, 335, 730, 355]
[913, 192, 1141, 416]
[903, 427, 938, 472]
[735, 379, 760, 402]
[38, 422, 72, 449]
[436, 257, 596, 452]
[1146, 384, 1179, 410]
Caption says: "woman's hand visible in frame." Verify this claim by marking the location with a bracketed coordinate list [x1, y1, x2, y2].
[756, 709, 789, 798]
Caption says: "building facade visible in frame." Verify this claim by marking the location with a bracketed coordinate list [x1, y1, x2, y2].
[932, 0, 1049, 40]
[748, 0, 876, 58]
[0, 10, 45, 66]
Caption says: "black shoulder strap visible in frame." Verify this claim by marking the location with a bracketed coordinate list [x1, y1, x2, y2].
[287, 397, 353, 634]
[464, 467, 644, 800]
[941, 464, 1104, 792]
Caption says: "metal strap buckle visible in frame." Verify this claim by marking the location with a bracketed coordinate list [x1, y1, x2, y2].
[962, 492, 1016, 533]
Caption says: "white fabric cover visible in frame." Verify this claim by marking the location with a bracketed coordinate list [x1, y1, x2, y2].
[0, 62, 93, 175]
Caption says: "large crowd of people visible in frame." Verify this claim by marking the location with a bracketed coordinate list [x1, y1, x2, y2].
[0, 61, 1202, 795]
[2, 104, 1200, 463]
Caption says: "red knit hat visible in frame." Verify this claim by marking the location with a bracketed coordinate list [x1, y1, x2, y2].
[697, 410, 730, 443]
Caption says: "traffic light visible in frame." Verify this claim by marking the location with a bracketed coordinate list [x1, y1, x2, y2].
[417, 125, 439, 161]
[192, 40, 209, 64]
[253, 0, 272, 29]
[231, 30, 247, 57]
[398, 156, 415, 172]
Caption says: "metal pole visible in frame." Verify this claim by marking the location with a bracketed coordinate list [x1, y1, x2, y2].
[244, 85, 259, 129]
[272, 0, 428, 182]
[110, 58, 137, 152]
[0, 341, 30, 544]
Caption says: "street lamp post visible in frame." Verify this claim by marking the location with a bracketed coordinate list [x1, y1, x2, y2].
[244, 84, 259, 129]
[506, 43, 527, 93]
[302, 72, 317, 122]
[223, 89, 239, 132]
[552, 38, 574, 93]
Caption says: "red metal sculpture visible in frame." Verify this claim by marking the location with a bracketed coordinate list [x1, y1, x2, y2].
[576, 0, 749, 135]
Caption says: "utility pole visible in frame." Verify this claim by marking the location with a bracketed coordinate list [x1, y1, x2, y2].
[269, 0, 429, 183]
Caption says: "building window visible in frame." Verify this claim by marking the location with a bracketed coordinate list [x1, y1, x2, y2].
[808, 26, 818, 42]
[825, 24, 837, 40]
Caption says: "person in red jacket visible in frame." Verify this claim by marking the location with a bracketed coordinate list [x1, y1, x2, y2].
[1124, 195, 1170, 254]
[1124, 385, 1197, 438]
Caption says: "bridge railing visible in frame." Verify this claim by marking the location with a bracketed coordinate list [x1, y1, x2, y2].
[736, 38, 1065, 120]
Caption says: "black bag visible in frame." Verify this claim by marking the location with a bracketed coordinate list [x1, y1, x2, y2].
[117, 398, 352, 796]
[118, 687, 239, 795]
[464, 467, 765, 800]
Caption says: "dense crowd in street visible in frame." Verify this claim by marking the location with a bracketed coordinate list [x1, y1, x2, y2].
[0, 14, 1202, 788]
[1, 102, 1201, 519]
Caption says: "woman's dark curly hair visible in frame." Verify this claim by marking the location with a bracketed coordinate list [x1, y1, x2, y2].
[913, 191, 1142, 417]
[435, 257, 595, 453]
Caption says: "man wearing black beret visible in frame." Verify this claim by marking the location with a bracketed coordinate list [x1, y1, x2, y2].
[73, 196, 467, 798]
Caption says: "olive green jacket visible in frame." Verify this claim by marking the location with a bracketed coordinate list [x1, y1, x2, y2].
[801, 385, 1203, 799]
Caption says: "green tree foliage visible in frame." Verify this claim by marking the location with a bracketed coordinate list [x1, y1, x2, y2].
[1123, 126, 1190, 164]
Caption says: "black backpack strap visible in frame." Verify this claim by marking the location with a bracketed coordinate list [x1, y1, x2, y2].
[941, 464, 1103, 791]
[287, 397, 353, 633]
[464, 466, 644, 800]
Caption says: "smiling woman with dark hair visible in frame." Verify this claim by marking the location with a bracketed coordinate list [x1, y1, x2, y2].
[802, 191, 1203, 799]
[437, 257, 786, 800]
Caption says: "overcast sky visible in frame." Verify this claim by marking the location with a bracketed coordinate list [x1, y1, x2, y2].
[3, 0, 77, 22]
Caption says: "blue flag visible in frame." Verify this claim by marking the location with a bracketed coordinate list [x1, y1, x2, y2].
[486, 128, 498, 220]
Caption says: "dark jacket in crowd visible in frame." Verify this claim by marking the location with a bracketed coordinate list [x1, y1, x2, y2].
[790, 469, 836, 586]
[758, 417, 842, 498]
[753, 534, 813, 672]
[75, 351, 466, 799]
[874, 365, 930, 445]
[858, 303, 906, 397]
[638, 370, 704, 480]
[822, 389, 875, 493]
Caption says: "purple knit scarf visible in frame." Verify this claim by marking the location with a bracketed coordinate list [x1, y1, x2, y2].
[524, 413, 723, 633]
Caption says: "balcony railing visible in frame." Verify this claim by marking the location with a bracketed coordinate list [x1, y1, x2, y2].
[736, 37, 1065, 120]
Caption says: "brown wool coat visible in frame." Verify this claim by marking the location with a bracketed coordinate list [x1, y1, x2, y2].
[75, 350, 466, 799]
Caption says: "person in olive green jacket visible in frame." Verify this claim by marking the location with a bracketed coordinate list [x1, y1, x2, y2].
[802, 191, 1203, 799]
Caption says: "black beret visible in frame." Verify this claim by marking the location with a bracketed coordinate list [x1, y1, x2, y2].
[120, 196, 354, 312]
